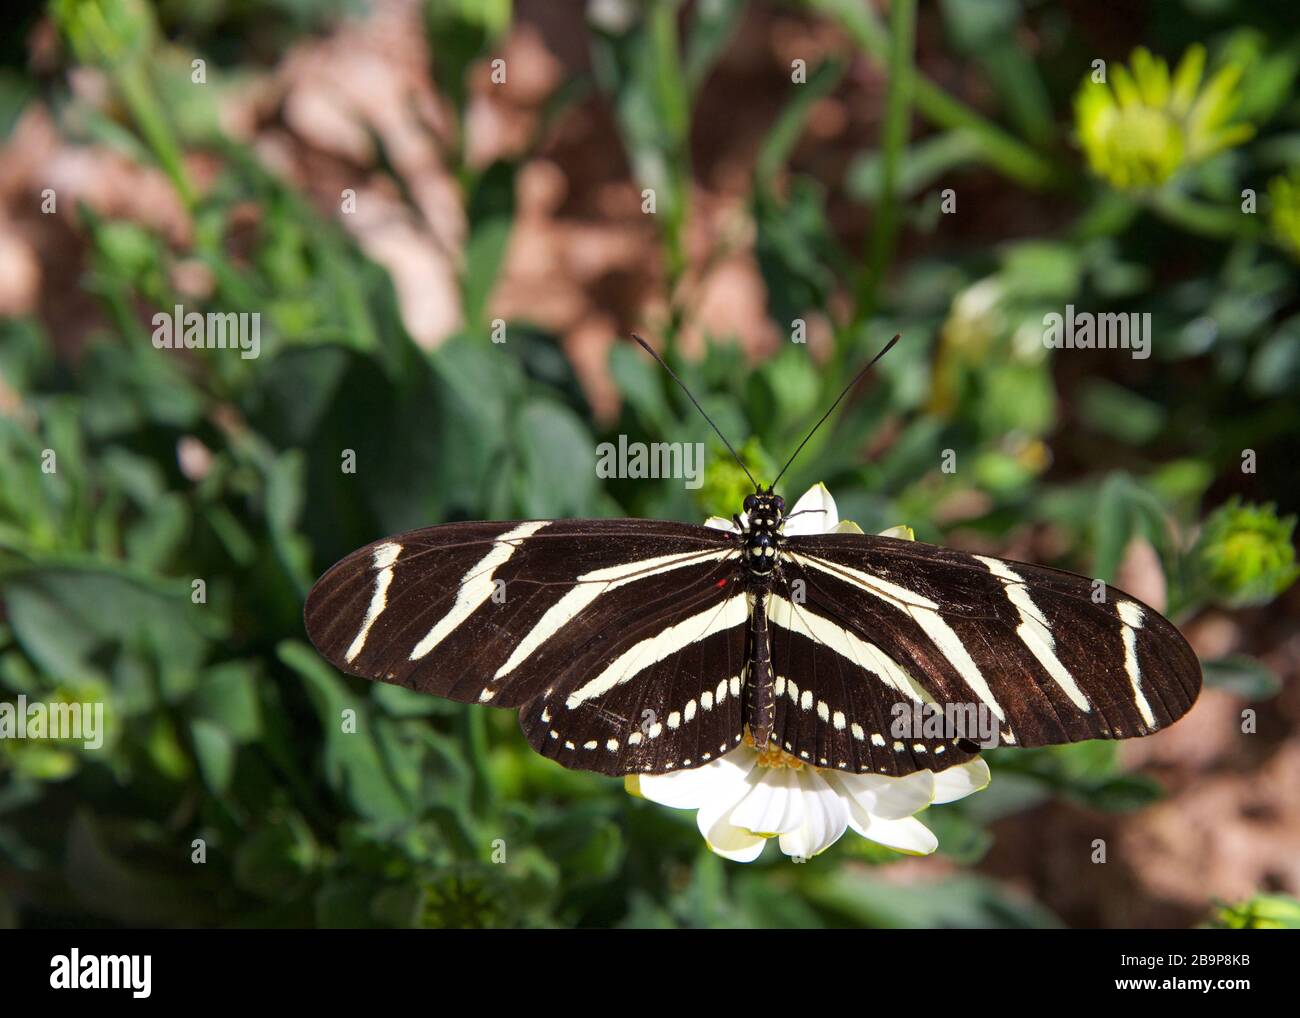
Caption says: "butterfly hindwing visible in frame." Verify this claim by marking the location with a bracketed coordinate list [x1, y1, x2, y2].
[765, 579, 984, 775]
[519, 604, 749, 776]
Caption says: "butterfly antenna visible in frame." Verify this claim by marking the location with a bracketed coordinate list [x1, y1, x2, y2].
[770, 333, 901, 490]
[631, 333, 760, 491]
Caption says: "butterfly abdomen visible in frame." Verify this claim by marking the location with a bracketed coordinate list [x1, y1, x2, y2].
[746, 590, 776, 748]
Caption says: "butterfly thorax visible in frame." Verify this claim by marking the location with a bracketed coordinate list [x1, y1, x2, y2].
[740, 491, 785, 576]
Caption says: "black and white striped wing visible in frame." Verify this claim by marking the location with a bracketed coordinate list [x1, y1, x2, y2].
[768, 533, 1201, 775]
[304, 520, 747, 775]
[518, 590, 750, 774]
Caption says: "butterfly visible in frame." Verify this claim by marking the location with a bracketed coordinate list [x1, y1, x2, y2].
[304, 336, 1201, 778]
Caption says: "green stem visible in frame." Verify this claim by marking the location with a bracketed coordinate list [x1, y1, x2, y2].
[854, 0, 915, 327]
[912, 77, 1063, 189]
[111, 60, 195, 207]
[462, 707, 496, 816]
[810, 0, 1065, 191]
[1070, 190, 1140, 241]
[1148, 188, 1258, 241]
[651, 0, 692, 318]
[755, 58, 847, 192]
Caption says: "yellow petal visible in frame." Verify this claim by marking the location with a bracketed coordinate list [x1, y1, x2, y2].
[1170, 43, 1206, 114]
[1130, 47, 1169, 108]
[1110, 64, 1141, 108]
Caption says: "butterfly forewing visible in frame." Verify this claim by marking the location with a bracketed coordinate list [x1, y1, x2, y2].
[305, 519, 748, 769]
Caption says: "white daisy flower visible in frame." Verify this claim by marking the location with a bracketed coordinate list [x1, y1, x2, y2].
[628, 482, 990, 862]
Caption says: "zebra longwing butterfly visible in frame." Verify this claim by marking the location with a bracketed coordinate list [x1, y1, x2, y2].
[304, 337, 1201, 778]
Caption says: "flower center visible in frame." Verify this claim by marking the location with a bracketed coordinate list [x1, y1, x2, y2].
[744, 729, 808, 770]
[1099, 105, 1184, 185]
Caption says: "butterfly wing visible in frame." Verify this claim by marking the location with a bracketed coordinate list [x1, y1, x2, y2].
[517, 587, 750, 775]
[768, 533, 1201, 776]
[305, 518, 747, 774]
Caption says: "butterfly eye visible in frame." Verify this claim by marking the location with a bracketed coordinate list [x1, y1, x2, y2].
[743, 494, 757, 513]
[774, 496, 785, 513]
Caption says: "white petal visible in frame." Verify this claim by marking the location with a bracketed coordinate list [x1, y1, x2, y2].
[876, 524, 915, 541]
[701, 816, 767, 862]
[930, 758, 991, 804]
[728, 766, 805, 836]
[704, 515, 740, 532]
[777, 768, 849, 858]
[832, 520, 866, 534]
[852, 814, 939, 856]
[828, 768, 935, 821]
[783, 482, 838, 536]
[637, 749, 755, 810]
[697, 781, 767, 862]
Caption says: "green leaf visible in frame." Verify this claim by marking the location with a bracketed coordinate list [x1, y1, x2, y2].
[513, 398, 597, 517]
[277, 640, 412, 822]
[1000, 242, 1081, 302]
[753, 178, 843, 328]
[978, 361, 1055, 437]
[190, 717, 236, 795]
[683, 0, 746, 92]
[81, 342, 206, 434]
[0, 69, 34, 141]
[1211, 894, 1300, 929]
[803, 870, 1062, 929]
[371, 682, 459, 718]
[424, 0, 511, 113]
[847, 130, 984, 201]
[609, 342, 674, 435]
[463, 161, 516, 331]
[1076, 379, 1166, 445]
[1, 566, 212, 691]
[1202, 654, 1282, 700]
[189, 660, 263, 743]
[1093, 473, 1136, 583]
[752, 346, 821, 438]
[63, 810, 223, 925]
[1075, 772, 1164, 812]
[124, 492, 189, 570]
[233, 815, 319, 901]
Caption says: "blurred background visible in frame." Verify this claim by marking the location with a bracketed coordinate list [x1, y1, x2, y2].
[0, 0, 1298, 929]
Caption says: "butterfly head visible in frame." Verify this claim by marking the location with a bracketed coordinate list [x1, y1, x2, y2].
[743, 490, 785, 527]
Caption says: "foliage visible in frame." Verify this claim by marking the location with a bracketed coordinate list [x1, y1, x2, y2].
[1210, 894, 1300, 930]
[0, 0, 1296, 929]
